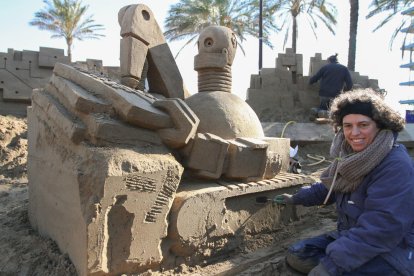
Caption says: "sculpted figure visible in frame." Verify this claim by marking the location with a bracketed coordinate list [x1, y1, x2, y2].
[117, 5, 287, 181]
[182, 26, 286, 180]
[118, 3, 187, 99]
[186, 26, 264, 138]
[117, 4, 199, 149]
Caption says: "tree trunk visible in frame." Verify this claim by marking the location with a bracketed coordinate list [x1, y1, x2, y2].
[259, 0, 263, 70]
[290, 15, 298, 83]
[348, 0, 359, 71]
[292, 15, 297, 53]
[66, 38, 72, 63]
[67, 46, 72, 63]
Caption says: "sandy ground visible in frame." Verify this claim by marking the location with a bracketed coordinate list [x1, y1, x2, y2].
[0, 115, 77, 275]
[0, 115, 336, 275]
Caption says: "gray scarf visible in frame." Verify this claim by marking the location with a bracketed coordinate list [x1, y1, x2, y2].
[320, 129, 394, 193]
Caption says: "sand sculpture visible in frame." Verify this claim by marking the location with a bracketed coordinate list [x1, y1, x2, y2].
[0, 47, 121, 117]
[182, 25, 286, 180]
[247, 49, 381, 122]
[0, 47, 69, 116]
[28, 3, 313, 275]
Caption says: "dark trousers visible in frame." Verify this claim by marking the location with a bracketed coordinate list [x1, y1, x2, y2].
[287, 233, 400, 275]
[319, 96, 333, 111]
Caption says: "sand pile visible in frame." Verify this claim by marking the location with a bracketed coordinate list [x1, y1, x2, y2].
[0, 115, 77, 275]
[0, 115, 28, 181]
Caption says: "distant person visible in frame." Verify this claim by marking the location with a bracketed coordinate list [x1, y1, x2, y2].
[309, 54, 353, 116]
[274, 89, 414, 275]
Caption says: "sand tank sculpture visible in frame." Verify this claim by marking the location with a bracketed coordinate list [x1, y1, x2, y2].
[28, 3, 314, 275]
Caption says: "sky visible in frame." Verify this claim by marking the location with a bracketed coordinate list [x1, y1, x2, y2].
[0, 0, 413, 115]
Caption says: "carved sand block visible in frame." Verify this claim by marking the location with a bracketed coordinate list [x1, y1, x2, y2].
[28, 134, 181, 274]
[118, 4, 187, 98]
[182, 133, 229, 179]
[28, 63, 192, 275]
[225, 137, 275, 180]
[53, 63, 172, 129]
[51, 63, 198, 147]
[183, 134, 290, 180]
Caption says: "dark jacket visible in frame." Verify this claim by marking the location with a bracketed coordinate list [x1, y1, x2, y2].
[292, 143, 414, 275]
[309, 62, 353, 98]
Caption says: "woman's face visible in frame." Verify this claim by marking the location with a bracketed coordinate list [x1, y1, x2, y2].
[342, 114, 380, 152]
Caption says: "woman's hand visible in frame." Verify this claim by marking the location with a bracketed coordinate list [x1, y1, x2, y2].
[274, 194, 293, 205]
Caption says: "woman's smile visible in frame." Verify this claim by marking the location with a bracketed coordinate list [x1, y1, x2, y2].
[342, 114, 379, 152]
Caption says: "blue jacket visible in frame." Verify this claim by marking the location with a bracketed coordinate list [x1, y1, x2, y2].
[292, 144, 414, 275]
[309, 62, 353, 98]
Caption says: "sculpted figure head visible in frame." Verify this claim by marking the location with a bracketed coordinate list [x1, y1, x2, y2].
[186, 25, 264, 139]
[195, 26, 237, 69]
[194, 26, 237, 94]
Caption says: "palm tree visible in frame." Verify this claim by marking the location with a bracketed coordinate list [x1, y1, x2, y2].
[164, 0, 278, 57]
[270, 0, 337, 53]
[366, 0, 414, 49]
[348, 0, 359, 71]
[29, 0, 105, 62]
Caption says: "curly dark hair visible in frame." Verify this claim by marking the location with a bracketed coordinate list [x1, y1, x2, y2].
[329, 88, 405, 132]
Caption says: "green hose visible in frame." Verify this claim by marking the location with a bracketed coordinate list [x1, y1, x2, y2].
[280, 121, 296, 138]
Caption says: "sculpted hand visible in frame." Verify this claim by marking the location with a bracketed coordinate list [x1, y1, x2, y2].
[152, 98, 199, 149]
[308, 263, 331, 276]
[274, 194, 293, 205]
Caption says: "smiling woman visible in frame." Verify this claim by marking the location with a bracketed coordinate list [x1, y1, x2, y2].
[273, 88, 414, 275]
[330, 89, 405, 134]
[341, 114, 379, 152]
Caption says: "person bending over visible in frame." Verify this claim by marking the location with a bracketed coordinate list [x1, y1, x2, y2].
[309, 54, 353, 115]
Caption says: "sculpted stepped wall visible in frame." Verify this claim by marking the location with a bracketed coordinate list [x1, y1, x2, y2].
[0, 47, 120, 117]
[0, 47, 69, 116]
[246, 49, 381, 122]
